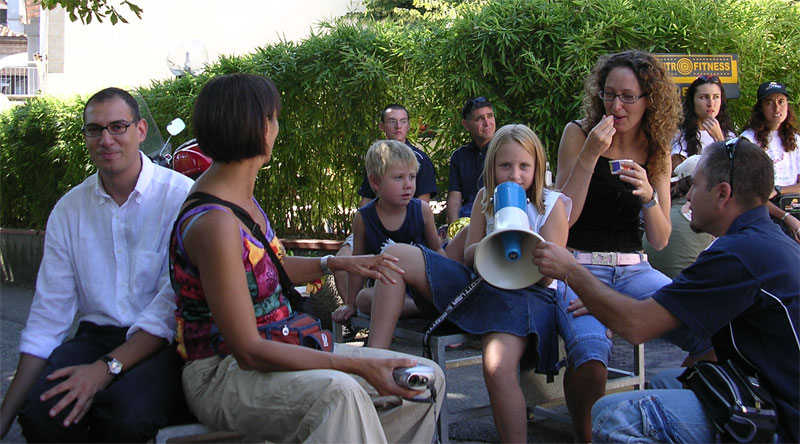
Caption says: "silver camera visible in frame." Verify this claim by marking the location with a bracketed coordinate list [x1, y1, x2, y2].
[393, 365, 436, 390]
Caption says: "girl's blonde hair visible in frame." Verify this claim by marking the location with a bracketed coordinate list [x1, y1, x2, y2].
[481, 124, 547, 216]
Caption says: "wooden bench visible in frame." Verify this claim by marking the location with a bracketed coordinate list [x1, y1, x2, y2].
[281, 238, 342, 254]
[337, 312, 645, 443]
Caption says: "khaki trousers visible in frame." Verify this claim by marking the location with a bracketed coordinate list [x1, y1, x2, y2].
[182, 344, 445, 443]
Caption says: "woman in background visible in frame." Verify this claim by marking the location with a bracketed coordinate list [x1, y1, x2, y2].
[671, 75, 736, 171]
[741, 81, 800, 242]
[643, 154, 714, 278]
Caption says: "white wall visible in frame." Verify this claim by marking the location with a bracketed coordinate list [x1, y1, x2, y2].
[45, 0, 363, 96]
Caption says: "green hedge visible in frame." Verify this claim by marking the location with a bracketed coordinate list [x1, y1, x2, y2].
[2, 0, 798, 236]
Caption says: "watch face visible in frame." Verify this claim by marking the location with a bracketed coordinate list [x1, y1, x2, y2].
[108, 359, 123, 375]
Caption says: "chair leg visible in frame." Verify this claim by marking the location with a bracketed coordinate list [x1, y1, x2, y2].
[332, 315, 344, 342]
[430, 337, 449, 444]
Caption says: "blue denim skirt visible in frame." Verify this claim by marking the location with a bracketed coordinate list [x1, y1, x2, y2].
[417, 246, 559, 374]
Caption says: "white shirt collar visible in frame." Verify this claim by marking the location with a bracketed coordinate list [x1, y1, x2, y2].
[92, 151, 151, 205]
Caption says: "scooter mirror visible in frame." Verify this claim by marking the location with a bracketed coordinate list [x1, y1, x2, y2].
[166, 118, 186, 137]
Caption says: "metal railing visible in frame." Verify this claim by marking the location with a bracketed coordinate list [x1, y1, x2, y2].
[0, 64, 39, 98]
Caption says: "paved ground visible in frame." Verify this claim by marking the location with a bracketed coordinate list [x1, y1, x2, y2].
[0, 281, 686, 443]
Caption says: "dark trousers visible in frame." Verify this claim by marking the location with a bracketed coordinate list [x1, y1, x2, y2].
[18, 322, 191, 443]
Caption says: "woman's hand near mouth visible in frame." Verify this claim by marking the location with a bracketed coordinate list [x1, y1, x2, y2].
[701, 116, 724, 141]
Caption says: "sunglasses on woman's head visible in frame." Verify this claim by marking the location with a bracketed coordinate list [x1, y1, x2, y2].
[697, 75, 721, 83]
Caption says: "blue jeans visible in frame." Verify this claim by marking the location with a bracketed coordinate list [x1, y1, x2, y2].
[555, 262, 711, 368]
[595, 368, 780, 443]
[591, 384, 716, 443]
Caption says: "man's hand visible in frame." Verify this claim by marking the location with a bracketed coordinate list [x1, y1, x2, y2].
[41, 361, 114, 427]
[532, 241, 579, 282]
[358, 357, 425, 399]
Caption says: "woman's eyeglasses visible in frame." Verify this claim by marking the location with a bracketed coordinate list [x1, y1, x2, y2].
[598, 91, 648, 104]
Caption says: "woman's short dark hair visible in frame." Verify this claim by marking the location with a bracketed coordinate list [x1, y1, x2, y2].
[193, 74, 281, 162]
[677, 76, 735, 157]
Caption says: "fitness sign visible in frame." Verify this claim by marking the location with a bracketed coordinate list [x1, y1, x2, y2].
[654, 54, 740, 98]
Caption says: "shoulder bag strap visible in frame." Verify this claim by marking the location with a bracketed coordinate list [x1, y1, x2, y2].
[178, 191, 305, 310]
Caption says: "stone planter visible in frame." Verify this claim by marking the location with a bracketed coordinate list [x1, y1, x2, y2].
[0, 228, 45, 284]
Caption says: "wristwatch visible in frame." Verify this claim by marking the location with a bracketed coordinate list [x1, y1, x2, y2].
[101, 355, 123, 376]
[319, 254, 334, 276]
[775, 185, 783, 196]
[641, 190, 659, 209]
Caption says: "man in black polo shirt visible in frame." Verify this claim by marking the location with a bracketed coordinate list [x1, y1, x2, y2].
[534, 139, 799, 443]
[446, 96, 496, 223]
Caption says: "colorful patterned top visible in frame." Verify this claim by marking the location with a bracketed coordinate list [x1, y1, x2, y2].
[169, 202, 292, 361]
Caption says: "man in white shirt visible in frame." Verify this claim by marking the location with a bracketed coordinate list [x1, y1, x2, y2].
[0, 88, 194, 442]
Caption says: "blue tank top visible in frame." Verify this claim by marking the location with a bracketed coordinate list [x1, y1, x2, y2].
[359, 198, 427, 254]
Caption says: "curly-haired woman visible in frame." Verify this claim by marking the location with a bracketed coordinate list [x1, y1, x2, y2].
[554, 50, 712, 442]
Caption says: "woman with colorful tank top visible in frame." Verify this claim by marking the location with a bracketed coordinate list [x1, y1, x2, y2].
[169, 73, 444, 443]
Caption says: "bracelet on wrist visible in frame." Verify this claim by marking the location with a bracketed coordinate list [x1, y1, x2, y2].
[319, 254, 334, 275]
[781, 212, 790, 222]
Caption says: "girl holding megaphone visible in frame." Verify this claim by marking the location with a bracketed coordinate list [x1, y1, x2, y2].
[367, 124, 570, 443]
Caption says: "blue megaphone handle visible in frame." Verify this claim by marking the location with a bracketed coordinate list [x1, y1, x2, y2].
[494, 182, 527, 262]
[501, 231, 522, 262]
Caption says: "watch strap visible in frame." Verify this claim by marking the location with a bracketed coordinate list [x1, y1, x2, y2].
[641, 190, 659, 209]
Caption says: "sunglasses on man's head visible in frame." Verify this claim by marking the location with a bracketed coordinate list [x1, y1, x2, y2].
[463, 96, 489, 116]
[724, 136, 742, 196]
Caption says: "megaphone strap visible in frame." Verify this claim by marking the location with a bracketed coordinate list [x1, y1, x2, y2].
[422, 276, 483, 359]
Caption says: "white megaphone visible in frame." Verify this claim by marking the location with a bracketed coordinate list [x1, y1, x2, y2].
[474, 182, 544, 290]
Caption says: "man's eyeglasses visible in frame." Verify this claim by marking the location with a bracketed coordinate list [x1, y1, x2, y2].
[82, 119, 138, 138]
[724, 137, 741, 196]
[697, 75, 721, 83]
[463, 96, 489, 117]
[598, 91, 648, 104]
[385, 118, 409, 126]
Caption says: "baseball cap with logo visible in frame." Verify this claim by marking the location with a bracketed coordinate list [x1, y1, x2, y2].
[757, 81, 789, 102]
